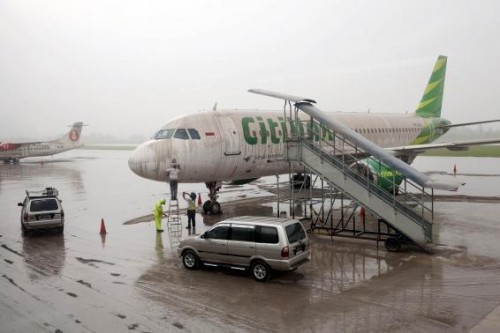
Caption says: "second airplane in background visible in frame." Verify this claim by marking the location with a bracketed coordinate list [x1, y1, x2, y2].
[0, 122, 85, 163]
[129, 56, 500, 214]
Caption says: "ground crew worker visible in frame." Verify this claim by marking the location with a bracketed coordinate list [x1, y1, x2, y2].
[166, 160, 180, 200]
[153, 199, 166, 232]
[183, 192, 197, 229]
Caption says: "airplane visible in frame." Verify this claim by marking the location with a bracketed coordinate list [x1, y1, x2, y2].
[128, 56, 500, 214]
[0, 122, 85, 163]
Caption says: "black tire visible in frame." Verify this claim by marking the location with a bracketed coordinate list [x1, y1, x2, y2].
[202, 200, 212, 214]
[291, 174, 311, 189]
[182, 250, 200, 270]
[56, 225, 64, 234]
[211, 202, 221, 215]
[21, 225, 29, 237]
[251, 260, 271, 282]
[385, 237, 401, 252]
[304, 175, 311, 189]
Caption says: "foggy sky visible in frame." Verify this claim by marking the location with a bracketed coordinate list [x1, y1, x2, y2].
[1, 0, 500, 142]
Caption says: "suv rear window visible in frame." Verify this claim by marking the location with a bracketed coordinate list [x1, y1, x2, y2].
[30, 198, 59, 212]
[256, 226, 279, 244]
[285, 223, 306, 243]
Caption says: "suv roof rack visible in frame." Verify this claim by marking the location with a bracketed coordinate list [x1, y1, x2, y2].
[26, 187, 59, 198]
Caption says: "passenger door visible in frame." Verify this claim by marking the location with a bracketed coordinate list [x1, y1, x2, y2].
[216, 115, 241, 156]
[227, 224, 256, 267]
[214, 115, 241, 179]
[197, 224, 229, 264]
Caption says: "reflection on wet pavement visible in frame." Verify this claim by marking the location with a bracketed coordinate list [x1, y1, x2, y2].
[136, 233, 500, 332]
[2, 151, 500, 332]
[22, 233, 66, 281]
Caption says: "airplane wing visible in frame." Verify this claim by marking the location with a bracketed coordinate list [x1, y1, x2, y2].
[249, 88, 463, 191]
[389, 138, 500, 156]
[438, 119, 500, 129]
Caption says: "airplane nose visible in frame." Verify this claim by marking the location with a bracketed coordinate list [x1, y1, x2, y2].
[128, 142, 160, 180]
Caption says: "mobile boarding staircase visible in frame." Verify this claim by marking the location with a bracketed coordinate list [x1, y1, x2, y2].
[249, 89, 460, 252]
[290, 134, 433, 251]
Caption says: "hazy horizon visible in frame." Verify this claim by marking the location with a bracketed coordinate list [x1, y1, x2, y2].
[2, 0, 500, 142]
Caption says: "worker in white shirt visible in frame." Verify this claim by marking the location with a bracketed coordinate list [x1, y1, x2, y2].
[183, 192, 197, 229]
[166, 160, 180, 200]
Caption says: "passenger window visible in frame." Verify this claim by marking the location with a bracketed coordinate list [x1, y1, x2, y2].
[286, 223, 306, 243]
[154, 129, 175, 140]
[230, 225, 255, 242]
[188, 128, 201, 140]
[256, 226, 279, 244]
[205, 225, 229, 240]
[174, 129, 189, 140]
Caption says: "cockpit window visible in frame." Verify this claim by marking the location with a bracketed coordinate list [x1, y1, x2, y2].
[154, 129, 175, 140]
[188, 128, 201, 140]
[154, 128, 200, 140]
[174, 128, 189, 140]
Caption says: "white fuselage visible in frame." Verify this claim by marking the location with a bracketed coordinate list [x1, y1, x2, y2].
[0, 122, 84, 162]
[128, 110, 429, 183]
[0, 142, 78, 161]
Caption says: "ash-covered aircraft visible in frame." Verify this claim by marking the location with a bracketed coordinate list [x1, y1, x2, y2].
[0, 122, 85, 163]
[129, 56, 500, 214]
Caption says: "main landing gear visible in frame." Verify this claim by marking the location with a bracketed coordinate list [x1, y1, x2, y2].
[1, 158, 19, 164]
[291, 173, 311, 189]
[203, 181, 222, 215]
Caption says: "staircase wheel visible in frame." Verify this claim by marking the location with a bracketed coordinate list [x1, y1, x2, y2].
[385, 237, 402, 252]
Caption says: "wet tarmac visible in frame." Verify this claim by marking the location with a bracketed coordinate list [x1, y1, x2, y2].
[1, 150, 500, 332]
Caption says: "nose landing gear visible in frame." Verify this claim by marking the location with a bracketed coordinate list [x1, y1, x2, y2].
[203, 181, 222, 215]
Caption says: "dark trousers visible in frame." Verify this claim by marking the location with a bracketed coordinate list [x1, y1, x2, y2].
[170, 180, 178, 200]
[187, 209, 196, 228]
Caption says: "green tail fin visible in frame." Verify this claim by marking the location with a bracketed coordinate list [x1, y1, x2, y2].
[415, 55, 447, 118]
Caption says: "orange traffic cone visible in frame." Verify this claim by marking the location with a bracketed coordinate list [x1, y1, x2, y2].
[100, 218, 107, 234]
[197, 193, 202, 206]
[359, 207, 365, 223]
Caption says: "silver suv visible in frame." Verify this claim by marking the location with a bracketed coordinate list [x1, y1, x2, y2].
[17, 187, 64, 235]
[178, 216, 311, 282]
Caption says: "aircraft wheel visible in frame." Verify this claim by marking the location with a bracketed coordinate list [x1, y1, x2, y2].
[304, 175, 311, 189]
[385, 237, 402, 252]
[202, 200, 212, 214]
[291, 174, 311, 189]
[211, 201, 222, 215]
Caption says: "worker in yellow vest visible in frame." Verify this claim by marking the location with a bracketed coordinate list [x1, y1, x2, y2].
[183, 192, 197, 229]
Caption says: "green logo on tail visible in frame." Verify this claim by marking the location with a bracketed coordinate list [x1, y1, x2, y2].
[415, 55, 447, 118]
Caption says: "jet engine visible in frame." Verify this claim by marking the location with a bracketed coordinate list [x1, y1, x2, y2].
[349, 158, 403, 194]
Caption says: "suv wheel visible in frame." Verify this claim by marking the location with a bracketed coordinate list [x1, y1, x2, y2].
[182, 250, 200, 269]
[251, 260, 271, 282]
